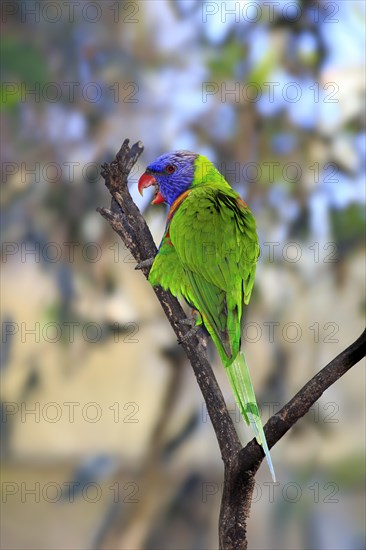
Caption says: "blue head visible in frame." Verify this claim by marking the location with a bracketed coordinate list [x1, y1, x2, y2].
[138, 151, 198, 206]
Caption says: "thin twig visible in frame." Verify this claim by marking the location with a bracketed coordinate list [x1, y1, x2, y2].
[238, 328, 366, 472]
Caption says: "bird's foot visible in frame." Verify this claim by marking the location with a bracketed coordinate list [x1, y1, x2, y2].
[180, 309, 202, 327]
[135, 257, 154, 270]
[178, 309, 206, 347]
[178, 324, 201, 344]
[179, 318, 196, 328]
[178, 313, 206, 346]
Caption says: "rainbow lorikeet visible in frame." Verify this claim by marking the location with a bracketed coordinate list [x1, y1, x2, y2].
[138, 151, 275, 481]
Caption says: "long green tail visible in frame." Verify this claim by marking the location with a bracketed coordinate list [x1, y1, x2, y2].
[226, 351, 276, 482]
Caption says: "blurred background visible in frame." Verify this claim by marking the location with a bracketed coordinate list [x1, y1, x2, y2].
[1, 1, 365, 549]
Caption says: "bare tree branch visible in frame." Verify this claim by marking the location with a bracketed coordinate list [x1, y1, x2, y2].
[239, 329, 366, 472]
[98, 140, 366, 550]
[220, 329, 366, 549]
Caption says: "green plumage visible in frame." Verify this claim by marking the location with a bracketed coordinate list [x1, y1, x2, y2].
[148, 155, 275, 480]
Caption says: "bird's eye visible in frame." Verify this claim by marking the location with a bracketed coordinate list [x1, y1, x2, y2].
[165, 164, 176, 174]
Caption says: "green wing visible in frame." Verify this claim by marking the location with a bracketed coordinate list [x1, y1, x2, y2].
[168, 186, 259, 365]
[149, 232, 189, 299]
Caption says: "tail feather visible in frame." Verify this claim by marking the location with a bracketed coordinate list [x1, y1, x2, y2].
[226, 352, 276, 482]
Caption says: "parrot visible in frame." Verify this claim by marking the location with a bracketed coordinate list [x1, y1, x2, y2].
[138, 151, 275, 481]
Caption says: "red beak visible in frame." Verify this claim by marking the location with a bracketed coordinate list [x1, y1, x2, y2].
[138, 172, 165, 205]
